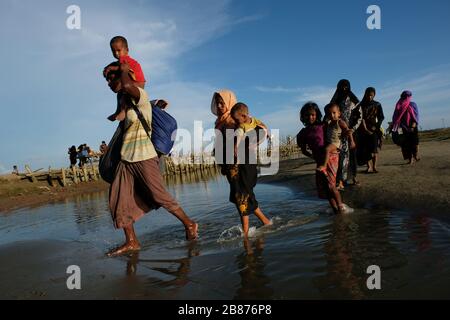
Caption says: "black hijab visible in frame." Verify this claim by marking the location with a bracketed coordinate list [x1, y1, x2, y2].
[331, 79, 360, 106]
[360, 87, 376, 107]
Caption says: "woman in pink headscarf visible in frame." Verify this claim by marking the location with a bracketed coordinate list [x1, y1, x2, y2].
[211, 90, 271, 238]
[392, 90, 420, 164]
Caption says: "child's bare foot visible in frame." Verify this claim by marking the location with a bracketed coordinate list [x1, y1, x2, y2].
[107, 110, 127, 122]
[106, 241, 141, 257]
[107, 113, 117, 122]
[115, 110, 126, 121]
[185, 222, 198, 241]
[338, 203, 354, 214]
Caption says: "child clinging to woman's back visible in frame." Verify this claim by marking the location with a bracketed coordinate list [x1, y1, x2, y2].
[228, 102, 271, 237]
[103, 36, 146, 121]
[230, 102, 268, 162]
[317, 103, 355, 172]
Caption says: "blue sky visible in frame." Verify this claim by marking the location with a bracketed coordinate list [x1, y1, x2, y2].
[1, 0, 450, 173]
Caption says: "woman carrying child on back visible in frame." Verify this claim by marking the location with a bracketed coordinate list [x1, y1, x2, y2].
[296, 102, 353, 214]
[211, 91, 271, 238]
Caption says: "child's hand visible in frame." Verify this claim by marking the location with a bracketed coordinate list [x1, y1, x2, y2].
[350, 141, 356, 149]
[103, 65, 119, 78]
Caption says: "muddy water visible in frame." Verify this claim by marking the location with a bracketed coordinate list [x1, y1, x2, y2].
[1, 175, 450, 299]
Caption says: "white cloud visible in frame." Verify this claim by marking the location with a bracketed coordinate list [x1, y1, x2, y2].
[377, 67, 450, 128]
[0, 0, 262, 169]
[151, 81, 217, 131]
[255, 86, 303, 93]
[258, 65, 450, 135]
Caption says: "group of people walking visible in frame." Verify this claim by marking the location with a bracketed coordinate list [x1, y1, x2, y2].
[100, 35, 420, 257]
[68, 144, 97, 168]
[298, 79, 420, 214]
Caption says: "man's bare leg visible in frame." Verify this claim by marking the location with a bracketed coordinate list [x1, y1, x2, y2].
[169, 207, 198, 240]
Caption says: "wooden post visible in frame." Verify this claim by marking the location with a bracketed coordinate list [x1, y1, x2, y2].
[92, 165, 98, 181]
[47, 166, 55, 187]
[25, 165, 37, 183]
[83, 167, 88, 182]
[61, 168, 67, 187]
[72, 166, 79, 184]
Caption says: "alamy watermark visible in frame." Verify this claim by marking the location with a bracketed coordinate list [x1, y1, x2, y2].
[366, 265, 381, 290]
[367, 5, 381, 30]
[66, 5, 81, 30]
[66, 265, 81, 290]
[171, 121, 280, 176]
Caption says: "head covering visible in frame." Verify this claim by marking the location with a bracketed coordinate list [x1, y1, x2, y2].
[211, 90, 237, 130]
[331, 79, 359, 106]
[360, 87, 377, 107]
[392, 90, 418, 130]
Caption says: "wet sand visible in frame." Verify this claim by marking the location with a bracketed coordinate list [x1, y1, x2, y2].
[0, 239, 254, 300]
[260, 139, 450, 217]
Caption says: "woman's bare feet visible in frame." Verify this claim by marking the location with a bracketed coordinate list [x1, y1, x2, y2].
[107, 241, 141, 258]
[185, 222, 199, 241]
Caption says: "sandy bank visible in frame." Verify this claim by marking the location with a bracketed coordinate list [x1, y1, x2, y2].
[0, 179, 109, 213]
[260, 140, 450, 217]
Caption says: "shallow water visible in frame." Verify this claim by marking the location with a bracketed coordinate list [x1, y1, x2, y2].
[1, 174, 450, 299]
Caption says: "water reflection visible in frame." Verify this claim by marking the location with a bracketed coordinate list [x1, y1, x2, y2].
[406, 214, 432, 252]
[314, 212, 407, 299]
[124, 242, 200, 295]
[164, 166, 221, 188]
[234, 237, 274, 300]
[72, 191, 108, 236]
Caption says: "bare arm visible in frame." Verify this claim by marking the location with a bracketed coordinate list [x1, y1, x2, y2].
[339, 120, 356, 148]
[119, 62, 141, 101]
[257, 120, 268, 145]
